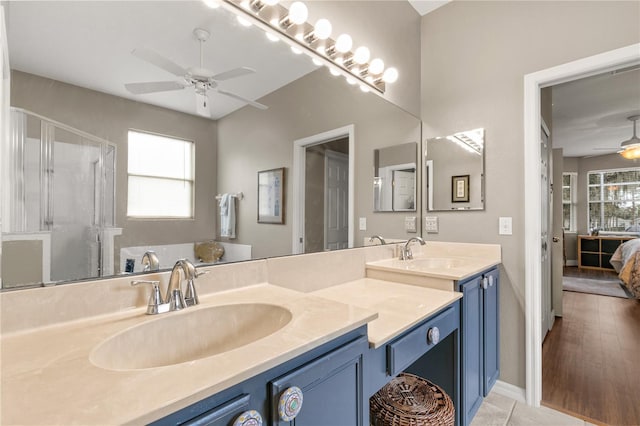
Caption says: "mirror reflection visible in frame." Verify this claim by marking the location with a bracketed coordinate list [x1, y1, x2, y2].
[425, 128, 485, 211]
[373, 142, 417, 212]
[1, 1, 421, 289]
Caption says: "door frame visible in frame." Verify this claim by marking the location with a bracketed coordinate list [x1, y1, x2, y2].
[523, 43, 640, 406]
[292, 125, 354, 254]
[540, 119, 552, 342]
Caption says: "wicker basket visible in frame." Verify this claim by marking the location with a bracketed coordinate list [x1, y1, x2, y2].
[370, 373, 455, 426]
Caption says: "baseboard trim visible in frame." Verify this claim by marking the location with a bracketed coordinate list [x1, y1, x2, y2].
[492, 380, 526, 403]
[566, 260, 577, 266]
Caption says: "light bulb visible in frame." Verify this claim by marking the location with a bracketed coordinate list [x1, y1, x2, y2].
[263, 0, 279, 5]
[237, 16, 252, 27]
[314, 19, 332, 40]
[335, 34, 353, 53]
[382, 67, 398, 83]
[360, 85, 370, 93]
[312, 57, 323, 66]
[353, 46, 370, 64]
[369, 58, 384, 75]
[203, 0, 220, 8]
[329, 67, 341, 76]
[289, 2, 308, 25]
[291, 46, 302, 55]
[350, 66, 360, 75]
[266, 32, 279, 42]
[346, 76, 357, 85]
[334, 56, 344, 65]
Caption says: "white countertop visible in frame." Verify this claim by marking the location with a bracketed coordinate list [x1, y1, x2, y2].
[1, 267, 468, 425]
[313, 278, 462, 348]
[0, 284, 376, 425]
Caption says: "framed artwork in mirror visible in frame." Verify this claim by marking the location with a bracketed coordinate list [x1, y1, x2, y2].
[258, 167, 285, 224]
[452, 175, 470, 203]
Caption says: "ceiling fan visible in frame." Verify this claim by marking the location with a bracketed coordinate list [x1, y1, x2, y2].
[124, 28, 268, 117]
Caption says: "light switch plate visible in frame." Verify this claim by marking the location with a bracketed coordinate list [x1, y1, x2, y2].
[425, 216, 439, 233]
[405, 216, 417, 233]
[499, 217, 513, 235]
[359, 217, 367, 231]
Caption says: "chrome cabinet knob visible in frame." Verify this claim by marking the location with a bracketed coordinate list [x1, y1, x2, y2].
[278, 386, 303, 421]
[427, 326, 440, 345]
[233, 410, 263, 426]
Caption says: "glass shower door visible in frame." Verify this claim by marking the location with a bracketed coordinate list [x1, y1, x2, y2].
[45, 125, 103, 282]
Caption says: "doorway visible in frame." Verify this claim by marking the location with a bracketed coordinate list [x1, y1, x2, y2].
[292, 125, 354, 254]
[524, 43, 640, 408]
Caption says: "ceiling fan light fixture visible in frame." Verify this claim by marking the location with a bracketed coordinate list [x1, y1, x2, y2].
[619, 115, 640, 160]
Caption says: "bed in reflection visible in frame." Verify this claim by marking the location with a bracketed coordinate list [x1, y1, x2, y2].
[609, 238, 640, 298]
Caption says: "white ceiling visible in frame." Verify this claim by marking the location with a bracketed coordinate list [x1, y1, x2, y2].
[6, 1, 317, 120]
[552, 68, 640, 158]
[408, 0, 450, 16]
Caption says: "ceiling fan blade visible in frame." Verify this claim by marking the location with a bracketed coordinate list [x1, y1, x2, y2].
[125, 81, 187, 95]
[216, 89, 268, 110]
[132, 48, 187, 77]
[212, 67, 256, 81]
[195, 92, 211, 117]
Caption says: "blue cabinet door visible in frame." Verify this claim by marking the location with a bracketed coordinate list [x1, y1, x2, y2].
[483, 268, 500, 395]
[269, 336, 367, 426]
[460, 275, 484, 426]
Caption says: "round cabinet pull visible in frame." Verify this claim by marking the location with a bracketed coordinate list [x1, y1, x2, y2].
[278, 386, 304, 421]
[427, 326, 440, 345]
[233, 410, 263, 426]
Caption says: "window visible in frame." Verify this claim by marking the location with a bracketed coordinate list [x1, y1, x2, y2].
[587, 168, 640, 232]
[127, 130, 194, 218]
[562, 172, 577, 232]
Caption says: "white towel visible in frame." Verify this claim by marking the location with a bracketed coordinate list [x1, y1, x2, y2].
[219, 193, 236, 239]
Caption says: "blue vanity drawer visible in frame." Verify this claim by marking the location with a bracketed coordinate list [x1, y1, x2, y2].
[387, 304, 458, 376]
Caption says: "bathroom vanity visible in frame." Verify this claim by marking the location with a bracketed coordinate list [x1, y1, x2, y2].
[0, 242, 500, 426]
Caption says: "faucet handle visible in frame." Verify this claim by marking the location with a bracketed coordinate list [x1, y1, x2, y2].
[131, 280, 167, 315]
[195, 269, 209, 278]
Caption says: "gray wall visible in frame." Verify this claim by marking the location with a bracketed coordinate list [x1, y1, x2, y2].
[420, 1, 640, 388]
[10, 71, 218, 270]
[307, 1, 421, 116]
[217, 69, 421, 259]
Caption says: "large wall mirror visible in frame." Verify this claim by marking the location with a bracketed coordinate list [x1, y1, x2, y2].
[1, 1, 421, 289]
[425, 128, 485, 211]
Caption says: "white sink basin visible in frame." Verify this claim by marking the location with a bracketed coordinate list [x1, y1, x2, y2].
[90, 303, 292, 370]
[408, 257, 467, 269]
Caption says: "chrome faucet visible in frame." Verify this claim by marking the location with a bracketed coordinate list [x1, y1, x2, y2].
[131, 258, 206, 315]
[166, 259, 201, 311]
[399, 236, 426, 260]
[141, 250, 160, 272]
[369, 235, 386, 245]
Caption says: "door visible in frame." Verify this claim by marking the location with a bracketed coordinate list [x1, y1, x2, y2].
[324, 150, 349, 250]
[270, 336, 366, 425]
[460, 276, 483, 426]
[46, 125, 104, 282]
[540, 122, 552, 340]
[483, 269, 500, 395]
[392, 169, 416, 210]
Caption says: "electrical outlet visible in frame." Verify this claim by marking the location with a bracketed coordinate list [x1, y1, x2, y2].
[359, 217, 367, 231]
[499, 217, 513, 235]
[425, 216, 439, 233]
[405, 216, 417, 233]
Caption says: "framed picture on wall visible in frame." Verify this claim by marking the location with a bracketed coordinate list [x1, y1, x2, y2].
[452, 175, 470, 203]
[258, 167, 285, 224]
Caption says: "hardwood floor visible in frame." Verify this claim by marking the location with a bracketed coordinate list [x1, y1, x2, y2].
[542, 290, 640, 425]
[563, 265, 618, 280]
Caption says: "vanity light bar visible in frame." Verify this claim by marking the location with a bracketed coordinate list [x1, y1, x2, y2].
[215, 0, 393, 94]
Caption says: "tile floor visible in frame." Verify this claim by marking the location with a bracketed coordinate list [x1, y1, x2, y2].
[470, 391, 595, 426]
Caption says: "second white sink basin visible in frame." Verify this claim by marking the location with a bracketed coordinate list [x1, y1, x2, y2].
[90, 303, 292, 370]
[409, 257, 467, 269]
